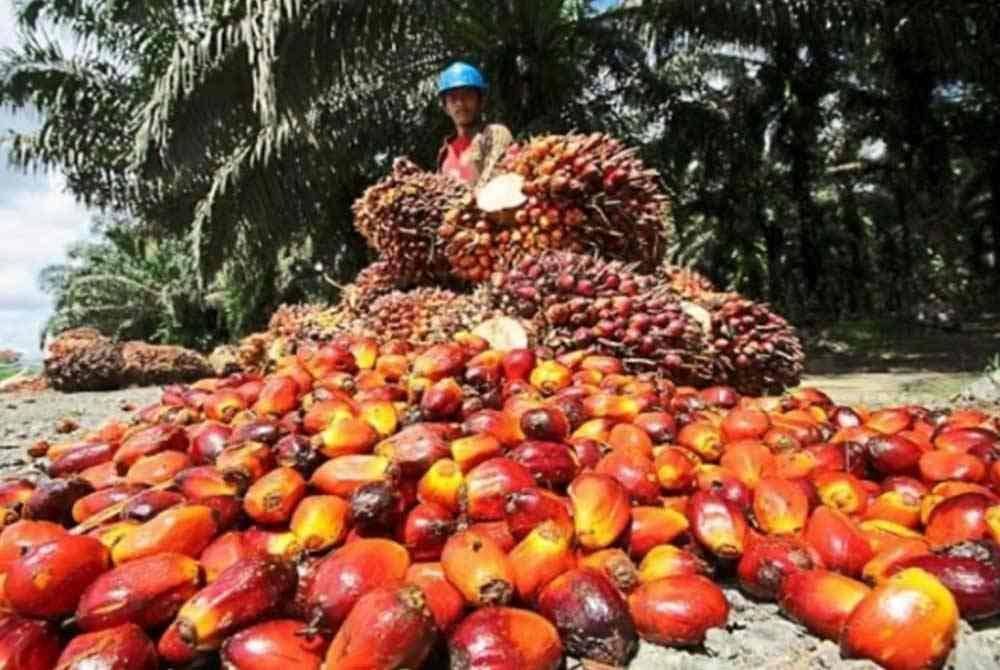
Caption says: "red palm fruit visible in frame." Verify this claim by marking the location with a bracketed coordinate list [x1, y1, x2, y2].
[114, 425, 189, 472]
[700, 386, 740, 409]
[242, 528, 301, 561]
[779, 569, 870, 640]
[202, 493, 248, 530]
[306, 539, 410, 629]
[761, 426, 802, 454]
[569, 473, 631, 550]
[230, 419, 281, 447]
[866, 434, 923, 475]
[324, 583, 436, 669]
[831, 406, 864, 430]
[463, 409, 524, 448]
[924, 492, 993, 547]
[187, 421, 231, 465]
[0, 616, 61, 670]
[76, 552, 201, 631]
[519, 406, 570, 443]
[633, 411, 677, 444]
[502, 349, 536, 382]
[637, 544, 711, 584]
[537, 568, 637, 666]
[120, 489, 185, 523]
[216, 441, 274, 486]
[6, 534, 109, 618]
[451, 434, 503, 472]
[175, 465, 243, 499]
[0, 520, 67, 572]
[233, 379, 264, 405]
[862, 538, 930, 584]
[125, 450, 191, 486]
[420, 377, 464, 420]
[804, 506, 873, 577]
[677, 422, 723, 462]
[580, 354, 624, 375]
[865, 407, 914, 435]
[302, 398, 354, 435]
[291, 495, 349, 553]
[241, 467, 305, 526]
[934, 427, 998, 453]
[467, 521, 516, 552]
[417, 459, 464, 512]
[374, 353, 409, 381]
[737, 534, 817, 600]
[687, 489, 748, 559]
[465, 458, 535, 522]
[448, 606, 562, 670]
[87, 520, 139, 552]
[584, 394, 644, 422]
[442, 529, 515, 607]
[252, 376, 299, 416]
[595, 450, 659, 505]
[529, 361, 572, 395]
[607, 423, 654, 459]
[578, 548, 640, 594]
[71, 485, 140, 524]
[859, 519, 924, 554]
[721, 408, 771, 442]
[0, 479, 34, 517]
[406, 562, 465, 632]
[200, 532, 261, 583]
[412, 343, 467, 381]
[567, 437, 604, 470]
[864, 491, 921, 529]
[812, 471, 871, 516]
[752, 476, 810, 535]
[376, 423, 455, 478]
[349, 480, 403, 534]
[628, 575, 729, 646]
[221, 619, 328, 670]
[509, 441, 579, 488]
[842, 568, 958, 670]
[720, 441, 774, 490]
[627, 507, 689, 558]
[300, 343, 358, 378]
[889, 542, 1000, 620]
[695, 465, 754, 510]
[160, 557, 296, 663]
[654, 446, 698, 492]
[22, 477, 94, 526]
[882, 475, 929, 498]
[932, 480, 997, 502]
[509, 520, 575, 602]
[311, 455, 392, 498]
[271, 437, 320, 477]
[48, 441, 115, 478]
[402, 502, 455, 562]
[112, 504, 218, 564]
[504, 487, 573, 540]
[465, 349, 503, 387]
[919, 450, 987, 483]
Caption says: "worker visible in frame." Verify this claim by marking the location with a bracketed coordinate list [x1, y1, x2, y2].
[436, 61, 513, 188]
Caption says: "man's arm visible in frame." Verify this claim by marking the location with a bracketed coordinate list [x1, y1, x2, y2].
[475, 124, 514, 188]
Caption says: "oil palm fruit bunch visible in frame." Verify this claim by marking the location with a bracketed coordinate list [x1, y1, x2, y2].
[353, 158, 470, 284]
[440, 133, 671, 281]
[662, 264, 717, 300]
[9, 330, 1000, 670]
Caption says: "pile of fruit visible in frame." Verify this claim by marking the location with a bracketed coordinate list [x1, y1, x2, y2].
[2, 333, 999, 669]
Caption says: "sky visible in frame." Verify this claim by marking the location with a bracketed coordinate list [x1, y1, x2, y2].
[0, 0, 94, 360]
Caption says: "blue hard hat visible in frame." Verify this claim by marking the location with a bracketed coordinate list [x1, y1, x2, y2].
[438, 62, 487, 95]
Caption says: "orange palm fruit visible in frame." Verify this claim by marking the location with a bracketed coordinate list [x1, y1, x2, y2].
[859, 519, 924, 554]
[509, 520, 575, 602]
[509, 440, 579, 488]
[221, 619, 328, 670]
[504, 487, 573, 540]
[804, 506, 873, 577]
[0, 616, 61, 670]
[200, 532, 260, 583]
[569, 473, 631, 550]
[310, 454, 393, 497]
[317, 416, 379, 458]
[919, 450, 987, 483]
[778, 569, 871, 640]
[302, 398, 355, 435]
[861, 538, 930, 584]
[160, 557, 297, 663]
[752, 476, 810, 535]
[720, 440, 774, 490]
[0, 520, 67, 572]
[358, 399, 398, 438]
[406, 562, 466, 633]
[252, 375, 300, 416]
[737, 534, 818, 600]
[113, 425, 189, 472]
[721, 408, 771, 442]
[529, 361, 572, 394]
[865, 407, 914, 435]
[841, 568, 958, 670]
[324, 583, 437, 669]
[608, 423, 654, 458]
[627, 506, 689, 558]
[581, 393, 642, 422]
[87, 520, 139, 552]
[242, 466, 306, 525]
[375, 353, 410, 381]
[74, 463, 124, 497]
[678, 421, 724, 461]
[290, 495, 349, 553]
[933, 426, 998, 453]
[462, 409, 524, 448]
[111, 504, 218, 564]
[305, 538, 410, 629]
[578, 548, 640, 594]
[215, 441, 274, 486]
[375, 423, 455, 477]
[628, 575, 729, 646]
[637, 544, 711, 584]
[76, 552, 201, 631]
[5, 534, 110, 618]
[465, 457, 535, 522]
[863, 491, 922, 529]
[125, 450, 191, 486]
[71, 485, 141, 524]
[596, 450, 660, 505]
[412, 343, 467, 381]
[120, 489, 185, 523]
[451, 433, 503, 472]
[48, 441, 115, 478]
[175, 465, 244, 499]
[447, 607, 562, 670]
[654, 446, 699, 492]
[203, 389, 248, 422]
[572, 417, 614, 443]
[416, 458, 464, 512]
[686, 489, 748, 559]
[402, 502, 455, 562]
[923, 491, 993, 547]
[442, 529, 515, 607]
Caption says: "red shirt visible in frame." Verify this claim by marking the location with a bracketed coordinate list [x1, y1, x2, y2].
[440, 134, 478, 184]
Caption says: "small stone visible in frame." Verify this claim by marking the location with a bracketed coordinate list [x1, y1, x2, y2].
[54, 417, 79, 434]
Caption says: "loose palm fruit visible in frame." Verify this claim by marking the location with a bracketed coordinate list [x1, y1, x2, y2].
[274, 435, 324, 477]
[579, 548, 640, 594]
[160, 557, 296, 663]
[76, 552, 202, 631]
[596, 450, 660, 505]
[306, 538, 410, 630]
[637, 544, 711, 584]
[841, 568, 958, 670]
[804, 506, 873, 577]
[317, 417, 379, 458]
[350, 480, 404, 534]
[569, 473, 631, 550]
[302, 399, 355, 435]
[77, 461, 125, 491]
[924, 492, 993, 547]
[678, 422, 723, 462]
[737, 534, 817, 600]
[865, 407, 914, 435]
[71, 484, 141, 524]
[376, 424, 454, 478]
[862, 538, 931, 584]
[448, 607, 562, 670]
[864, 490, 922, 529]
[87, 520, 139, 552]
[721, 408, 771, 442]
[311, 455, 393, 497]
[252, 375, 299, 417]
[290, 495, 349, 553]
[403, 502, 455, 562]
[451, 433, 503, 473]
[6, 534, 110, 618]
[509, 441, 580, 488]
[216, 442, 274, 486]
[222, 619, 328, 670]
[919, 451, 987, 483]
[405, 562, 466, 632]
[417, 458, 464, 512]
[752, 476, 810, 535]
[442, 529, 515, 607]
[628, 575, 729, 646]
[420, 377, 464, 420]
[56, 623, 157, 670]
[889, 541, 1000, 620]
[465, 457, 535, 521]
[0, 616, 61, 670]
[111, 504, 218, 564]
[504, 487, 573, 540]
[530, 361, 572, 395]
[175, 465, 244, 499]
[0, 520, 67, 572]
[687, 489, 748, 559]
[627, 506, 689, 558]
[204, 389, 248, 423]
[812, 471, 870, 516]
[866, 434, 923, 476]
[120, 489, 185, 523]
[22, 477, 93, 526]
[520, 407, 570, 442]
[654, 447, 699, 492]
[412, 343, 466, 381]
[188, 421, 231, 465]
[509, 520, 575, 602]
[537, 567, 638, 666]
[48, 441, 115, 478]
[113, 424, 188, 471]
[779, 569, 871, 640]
[324, 583, 437, 669]
[243, 467, 306, 525]
[125, 450, 192, 486]
[719, 441, 774, 490]
[200, 532, 261, 583]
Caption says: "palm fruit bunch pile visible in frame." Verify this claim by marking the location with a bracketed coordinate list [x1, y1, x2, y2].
[353, 159, 470, 284]
[439, 133, 671, 281]
[3, 331, 1000, 670]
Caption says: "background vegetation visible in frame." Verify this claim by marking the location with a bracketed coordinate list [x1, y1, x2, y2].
[2, 0, 998, 350]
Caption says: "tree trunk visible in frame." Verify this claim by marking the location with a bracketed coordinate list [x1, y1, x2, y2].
[991, 153, 1000, 296]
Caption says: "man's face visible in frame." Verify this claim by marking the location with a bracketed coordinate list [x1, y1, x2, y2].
[442, 87, 483, 128]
